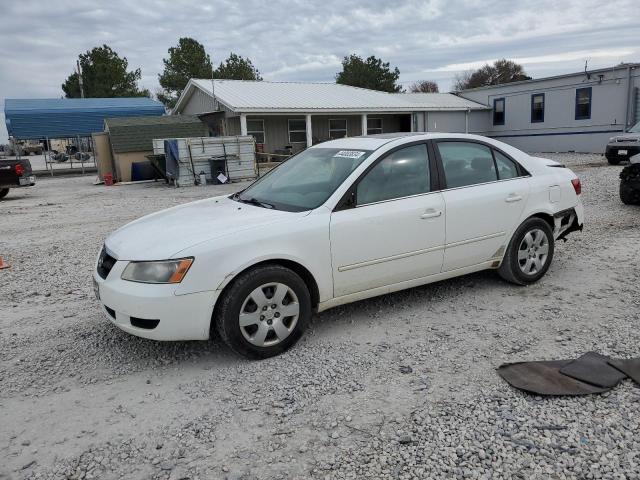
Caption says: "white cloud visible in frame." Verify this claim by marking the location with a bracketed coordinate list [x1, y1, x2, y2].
[0, 0, 638, 142]
[432, 48, 637, 72]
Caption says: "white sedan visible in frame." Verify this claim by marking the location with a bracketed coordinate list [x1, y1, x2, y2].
[94, 133, 583, 358]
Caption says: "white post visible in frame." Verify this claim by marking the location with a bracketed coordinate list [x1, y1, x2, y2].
[240, 114, 248, 136]
[410, 113, 415, 132]
[361, 113, 367, 136]
[465, 109, 469, 133]
[305, 114, 312, 147]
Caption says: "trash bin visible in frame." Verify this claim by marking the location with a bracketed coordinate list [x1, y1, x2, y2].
[208, 158, 227, 184]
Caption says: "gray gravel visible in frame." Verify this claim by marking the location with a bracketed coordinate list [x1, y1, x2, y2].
[1, 153, 639, 479]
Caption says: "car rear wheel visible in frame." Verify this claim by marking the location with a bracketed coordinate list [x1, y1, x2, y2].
[607, 157, 621, 165]
[214, 264, 311, 359]
[498, 218, 554, 285]
[0, 188, 9, 199]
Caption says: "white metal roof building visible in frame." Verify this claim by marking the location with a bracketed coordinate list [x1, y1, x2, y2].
[175, 79, 487, 113]
[172, 80, 488, 156]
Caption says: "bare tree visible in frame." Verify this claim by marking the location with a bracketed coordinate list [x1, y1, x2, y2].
[453, 59, 531, 90]
[409, 80, 439, 93]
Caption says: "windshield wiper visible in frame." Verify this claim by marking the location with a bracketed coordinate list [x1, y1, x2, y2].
[237, 196, 274, 209]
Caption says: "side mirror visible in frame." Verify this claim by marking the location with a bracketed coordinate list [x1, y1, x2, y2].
[335, 189, 356, 211]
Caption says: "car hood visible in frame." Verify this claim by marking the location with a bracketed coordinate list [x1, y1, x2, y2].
[105, 195, 306, 260]
[609, 133, 640, 143]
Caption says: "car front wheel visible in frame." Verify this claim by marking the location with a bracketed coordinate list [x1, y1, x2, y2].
[0, 188, 9, 199]
[498, 217, 555, 285]
[214, 264, 311, 359]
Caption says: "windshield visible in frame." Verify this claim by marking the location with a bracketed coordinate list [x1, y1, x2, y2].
[629, 122, 640, 133]
[234, 147, 372, 211]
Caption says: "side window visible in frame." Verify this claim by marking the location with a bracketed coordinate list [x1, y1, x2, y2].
[493, 98, 505, 125]
[437, 142, 497, 188]
[247, 119, 265, 144]
[531, 94, 544, 123]
[494, 150, 520, 180]
[575, 87, 592, 120]
[329, 119, 347, 139]
[356, 144, 430, 205]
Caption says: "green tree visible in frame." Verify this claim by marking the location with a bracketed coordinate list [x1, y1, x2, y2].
[409, 80, 439, 93]
[62, 45, 149, 98]
[453, 59, 531, 91]
[158, 37, 213, 108]
[214, 53, 262, 81]
[335, 54, 402, 93]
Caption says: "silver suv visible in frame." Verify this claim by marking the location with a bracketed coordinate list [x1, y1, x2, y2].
[606, 122, 640, 165]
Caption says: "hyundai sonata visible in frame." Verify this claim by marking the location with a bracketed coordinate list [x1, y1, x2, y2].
[94, 133, 583, 358]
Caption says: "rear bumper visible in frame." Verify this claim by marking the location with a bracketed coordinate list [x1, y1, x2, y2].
[0, 175, 35, 188]
[554, 204, 583, 242]
[93, 261, 217, 341]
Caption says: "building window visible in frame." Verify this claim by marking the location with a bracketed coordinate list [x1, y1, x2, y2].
[531, 94, 545, 123]
[329, 119, 347, 139]
[288, 119, 307, 144]
[367, 118, 383, 135]
[493, 98, 505, 125]
[247, 119, 265, 144]
[575, 87, 592, 120]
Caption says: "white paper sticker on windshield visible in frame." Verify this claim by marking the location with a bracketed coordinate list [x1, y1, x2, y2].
[334, 150, 366, 159]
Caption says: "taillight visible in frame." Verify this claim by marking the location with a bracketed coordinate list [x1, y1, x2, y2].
[14, 164, 23, 176]
[571, 178, 581, 195]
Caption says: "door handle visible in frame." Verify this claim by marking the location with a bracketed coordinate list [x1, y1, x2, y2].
[505, 194, 523, 203]
[420, 209, 442, 219]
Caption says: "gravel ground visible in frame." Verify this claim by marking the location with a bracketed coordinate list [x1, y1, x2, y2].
[1, 153, 639, 480]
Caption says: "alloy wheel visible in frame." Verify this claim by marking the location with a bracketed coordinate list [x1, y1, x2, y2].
[517, 228, 549, 275]
[238, 282, 300, 347]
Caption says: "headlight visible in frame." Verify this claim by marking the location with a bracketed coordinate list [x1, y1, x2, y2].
[121, 258, 194, 284]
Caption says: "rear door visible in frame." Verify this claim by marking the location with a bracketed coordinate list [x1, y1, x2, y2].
[434, 140, 530, 271]
[330, 142, 445, 297]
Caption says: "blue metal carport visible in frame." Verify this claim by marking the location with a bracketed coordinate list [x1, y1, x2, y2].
[4, 97, 165, 140]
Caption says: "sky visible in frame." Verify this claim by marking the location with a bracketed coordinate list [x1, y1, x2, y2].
[1, 0, 638, 143]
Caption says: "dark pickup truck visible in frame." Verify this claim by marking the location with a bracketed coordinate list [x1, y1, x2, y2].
[0, 158, 36, 199]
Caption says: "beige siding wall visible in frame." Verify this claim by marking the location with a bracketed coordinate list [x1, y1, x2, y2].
[113, 151, 152, 183]
[226, 117, 241, 136]
[245, 114, 407, 153]
[181, 88, 216, 115]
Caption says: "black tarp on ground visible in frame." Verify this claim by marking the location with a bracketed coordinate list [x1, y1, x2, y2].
[609, 358, 640, 385]
[497, 359, 611, 396]
[498, 352, 640, 396]
[559, 352, 627, 388]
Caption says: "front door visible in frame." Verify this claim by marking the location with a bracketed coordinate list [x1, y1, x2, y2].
[434, 141, 530, 271]
[330, 143, 446, 297]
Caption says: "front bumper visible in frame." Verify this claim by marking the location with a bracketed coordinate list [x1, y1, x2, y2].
[93, 260, 218, 341]
[605, 144, 640, 162]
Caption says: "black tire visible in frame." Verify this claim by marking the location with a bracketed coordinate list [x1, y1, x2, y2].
[620, 165, 640, 205]
[607, 157, 621, 165]
[0, 188, 9, 199]
[498, 217, 555, 286]
[214, 264, 311, 359]
[620, 182, 640, 205]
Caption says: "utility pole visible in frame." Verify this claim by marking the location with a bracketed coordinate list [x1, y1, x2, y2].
[211, 65, 215, 107]
[77, 60, 85, 98]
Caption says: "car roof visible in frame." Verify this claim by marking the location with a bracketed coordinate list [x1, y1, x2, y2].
[310, 132, 500, 151]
